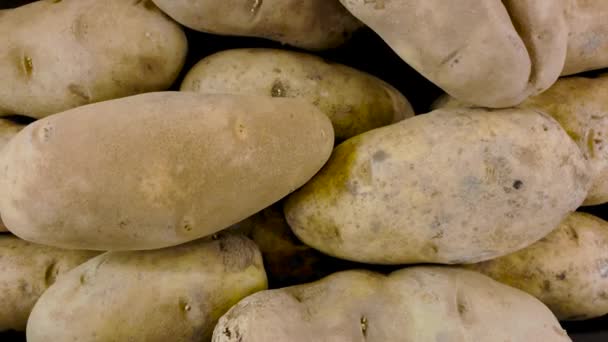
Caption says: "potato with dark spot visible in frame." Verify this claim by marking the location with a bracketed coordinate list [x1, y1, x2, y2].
[212, 267, 571, 342]
[285, 107, 591, 264]
[0, 0, 187, 118]
[27, 234, 267, 342]
[0, 235, 98, 331]
[181, 49, 413, 141]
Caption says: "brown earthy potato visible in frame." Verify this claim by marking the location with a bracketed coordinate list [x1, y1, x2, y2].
[212, 267, 570, 342]
[0, 92, 334, 250]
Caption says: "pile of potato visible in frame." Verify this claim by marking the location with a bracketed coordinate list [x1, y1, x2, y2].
[1, 1, 608, 341]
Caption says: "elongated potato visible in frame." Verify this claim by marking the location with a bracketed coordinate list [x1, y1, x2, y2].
[468, 212, 608, 321]
[151, 0, 362, 50]
[0, 0, 187, 118]
[27, 234, 267, 342]
[0, 92, 334, 250]
[181, 49, 413, 141]
[0, 235, 98, 331]
[213, 267, 570, 342]
[286, 108, 591, 264]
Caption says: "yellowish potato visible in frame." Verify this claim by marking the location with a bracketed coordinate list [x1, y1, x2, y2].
[0, 92, 334, 250]
[27, 234, 267, 342]
[0, 235, 98, 331]
[212, 267, 570, 342]
[0, 0, 187, 118]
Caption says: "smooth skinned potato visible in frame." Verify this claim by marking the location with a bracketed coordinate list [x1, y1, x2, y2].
[0, 0, 187, 118]
[27, 234, 267, 342]
[468, 212, 608, 321]
[562, 1, 608, 75]
[0, 118, 25, 232]
[151, 0, 362, 50]
[213, 267, 570, 342]
[0, 92, 334, 250]
[0, 235, 98, 331]
[181, 49, 414, 141]
[285, 107, 591, 264]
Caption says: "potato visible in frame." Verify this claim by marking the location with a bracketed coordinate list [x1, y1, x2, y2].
[151, 0, 361, 50]
[285, 107, 591, 264]
[27, 233, 268, 342]
[0, 235, 98, 331]
[467, 212, 608, 321]
[0, 92, 334, 250]
[181, 49, 413, 141]
[212, 267, 570, 342]
[0, 0, 187, 118]
[0, 118, 26, 232]
[562, 1, 608, 75]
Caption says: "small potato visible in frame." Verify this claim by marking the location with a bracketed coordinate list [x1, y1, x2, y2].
[181, 49, 413, 141]
[212, 267, 570, 342]
[0, 92, 334, 250]
[0, 0, 187, 118]
[27, 234, 268, 342]
[285, 107, 590, 264]
[468, 212, 608, 321]
[0, 235, 98, 331]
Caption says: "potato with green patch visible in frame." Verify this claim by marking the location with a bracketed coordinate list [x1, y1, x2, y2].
[213, 267, 570, 342]
[0, 0, 187, 118]
[0, 235, 98, 331]
[285, 107, 591, 264]
[181, 49, 413, 141]
[27, 233, 267, 342]
[0, 92, 334, 250]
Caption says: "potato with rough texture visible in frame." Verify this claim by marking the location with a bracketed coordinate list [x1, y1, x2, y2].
[285, 107, 591, 264]
[0, 0, 187, 118]
[0, 92, 334, 251]
[213, 267, 570, 342]
[468, 212, 608, 321]
[181, 49, 413, 141]
[0, 235, 98, 331]
[27, 234, 267, 342]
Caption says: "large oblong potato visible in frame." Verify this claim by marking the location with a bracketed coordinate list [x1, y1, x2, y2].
[0, 92, 334, 250]
[181, 49, 413, 141]
[0, 235, 98, 331]
[468, 212, 608, 321]
[151, 0, 362, 50]
[27, 234, 267, 342]
[285, 107, 591, 264]
[0, 0, 187, 118]
[212, 267, 570, 342]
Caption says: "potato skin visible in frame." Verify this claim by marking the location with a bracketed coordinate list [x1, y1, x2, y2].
[181, 49, 413, 141]
[151, 0, 362, 50]
[285, 108, 590, 264]
[213, 267, 570, 342]
[0, 118, 25, 232]
[468, 212, 608, 321]
[0, 235, 98, 331]
[0, 0, 187, 118]
[27, 234, 268, 342]
[562, 1, 608, 75]
[0, 92, 334, 250]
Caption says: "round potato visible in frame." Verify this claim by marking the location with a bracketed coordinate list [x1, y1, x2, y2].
[213, 267, 570, 342]
[468, 212, 608, 321]
[0, 235, 98, 331]
[0, 0, 187, 118]
[151, 0, 362, 50]
[181, 49, 413, 141]
[27, 234, 267, 342]
[285, 107, 591, 264]
[0, 92, 334, 250]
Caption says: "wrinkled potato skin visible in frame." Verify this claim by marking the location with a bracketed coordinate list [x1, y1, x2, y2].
[213, 267, 570, 342]
[285, 108, 591, 264]
[0, 0, 187, 118]
[181, 49, 414, 141]
[27, 234, 268, 342]
[0, 92, 334, 250]
[468, 213, 608, 321]
[0, 235, 98, 331]
[562, 1, 608, 75]
[151, 0, 362, 50]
